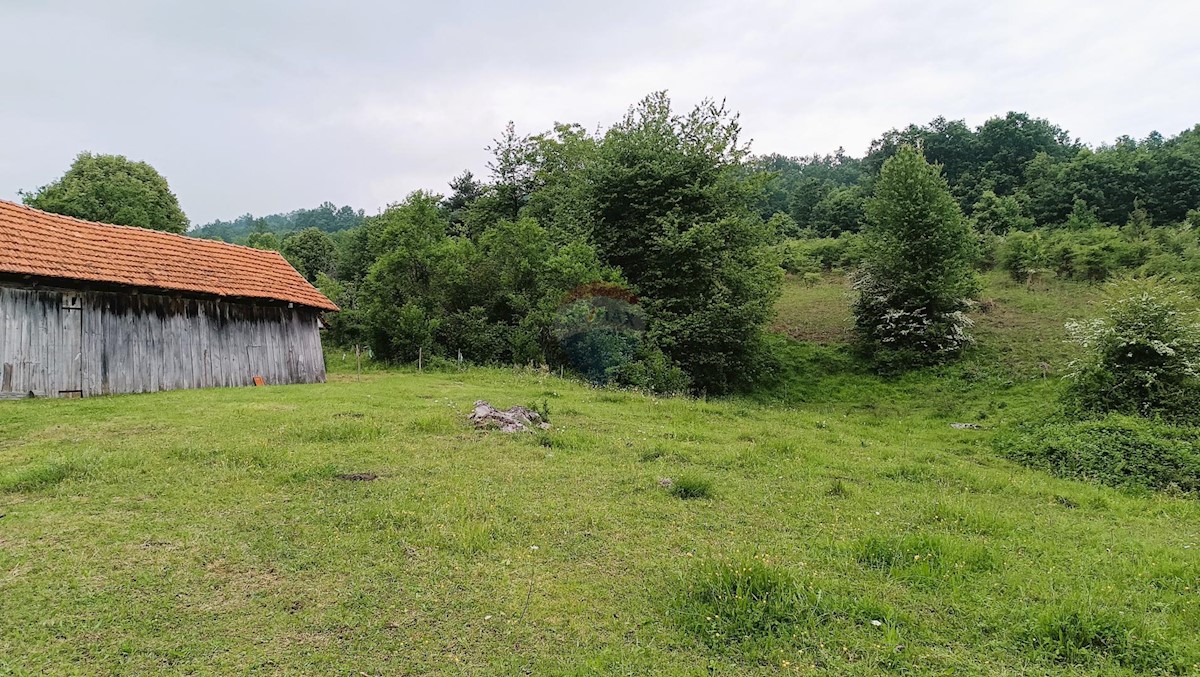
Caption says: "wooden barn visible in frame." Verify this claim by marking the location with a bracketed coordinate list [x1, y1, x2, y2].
[0, 199, 338, 399]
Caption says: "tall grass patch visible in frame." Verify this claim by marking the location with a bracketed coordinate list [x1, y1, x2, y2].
[854, 533, 995, 586]
[669, 555, 829, 651]
[669, 472, 715, 500]
[1018, 603, 1187, 673]
[287, 419, 388, 444]
[0, 459, 81, 493]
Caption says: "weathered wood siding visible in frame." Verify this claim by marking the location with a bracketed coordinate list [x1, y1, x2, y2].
[0, 283, 326, 398]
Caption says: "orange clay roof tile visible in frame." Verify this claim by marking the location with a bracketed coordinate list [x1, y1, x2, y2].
[0, 199, 338, 311]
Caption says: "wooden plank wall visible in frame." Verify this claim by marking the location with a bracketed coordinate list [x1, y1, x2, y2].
[0, 286, 70, 398]
[0, 283, 327, 398]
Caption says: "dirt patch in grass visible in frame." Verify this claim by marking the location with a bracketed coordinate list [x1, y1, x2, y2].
[336, 472, 379, 482]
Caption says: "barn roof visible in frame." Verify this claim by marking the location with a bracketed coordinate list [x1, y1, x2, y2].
[0, 199, 338, 311]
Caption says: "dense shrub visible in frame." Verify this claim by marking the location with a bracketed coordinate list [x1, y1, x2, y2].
[368, 302, 438, 363]
[1064, 281, 1200, 421]
[580, 95, 783, 394]
[315, 273, 366, 348]
[776, 241, 821, 276]
[356, 197, 618, 365]
[777, 233, 866, 274]
[971, 190, 1033, 234]
[996, 226, 1197, 284]
[994, 415, 1200, 494]
[1044, 228, 1150, 281]
[606, 343, 691, 394]
[809, 185, 866, 236]
[1138, 226, 1200, 285]
[436, 307, 512, 364]
[551, 284, 683, 389]
[853, 272, 976, 367]
[998, 231, 1047, 282]
[973, 229, 1002, 270]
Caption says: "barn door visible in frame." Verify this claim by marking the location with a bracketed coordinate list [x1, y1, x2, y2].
[59, 293, 83, 397]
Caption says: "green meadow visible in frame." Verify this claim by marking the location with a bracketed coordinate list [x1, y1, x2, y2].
[2, 273, 1198, 675]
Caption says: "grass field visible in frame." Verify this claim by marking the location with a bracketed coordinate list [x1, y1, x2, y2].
[2, 273, 1198, 674]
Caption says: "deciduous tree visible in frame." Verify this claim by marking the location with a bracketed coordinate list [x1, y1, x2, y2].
[22, 152, 189, 233]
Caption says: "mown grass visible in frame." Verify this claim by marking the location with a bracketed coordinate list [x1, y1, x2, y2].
[1, 272, 1197, 674]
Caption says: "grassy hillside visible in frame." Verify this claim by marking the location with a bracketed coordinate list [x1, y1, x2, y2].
[2, 275, 1198, 674]
[773, 270, 1102, 373]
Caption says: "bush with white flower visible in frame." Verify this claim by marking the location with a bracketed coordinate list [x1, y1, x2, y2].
[1065, 279, 1200, 421]
[852, 271, 975, 359]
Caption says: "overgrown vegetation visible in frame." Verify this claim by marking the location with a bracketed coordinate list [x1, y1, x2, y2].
[309, 93, 783, 395]
[995, 415, 1200, 494]
[92, 101, 1185, 398]
[993, 281, 1200, 496]
[46, 103, 1184, 397]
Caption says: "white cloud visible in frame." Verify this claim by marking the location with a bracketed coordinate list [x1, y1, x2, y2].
[1, 0, 1198, 223]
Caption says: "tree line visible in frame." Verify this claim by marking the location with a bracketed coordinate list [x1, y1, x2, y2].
[191, 202, 365, 243]
[18, 96, 1200, 394]
[754, 113, 1200, 238]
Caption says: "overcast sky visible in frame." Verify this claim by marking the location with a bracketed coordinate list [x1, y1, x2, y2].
[2, 0, 1197, 226]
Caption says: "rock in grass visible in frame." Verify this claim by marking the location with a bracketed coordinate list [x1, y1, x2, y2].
[469, 400, 550, 433]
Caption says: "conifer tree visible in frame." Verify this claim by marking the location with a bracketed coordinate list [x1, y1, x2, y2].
[853, 145, 979, 364]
